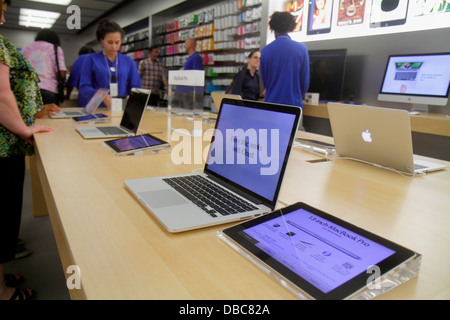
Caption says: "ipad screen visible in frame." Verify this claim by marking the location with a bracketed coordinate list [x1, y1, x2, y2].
[105, 134, 168, 153]
[223, 202, 417, 299]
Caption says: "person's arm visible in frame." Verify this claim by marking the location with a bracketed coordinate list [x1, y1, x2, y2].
[36, 104, 61, 118]
[57, 46, 67, 83]
[299, 47, 310, 99]
[0, 63, 53, 145]
[59, 70, 67, 82]
[78, 55, 98, 103]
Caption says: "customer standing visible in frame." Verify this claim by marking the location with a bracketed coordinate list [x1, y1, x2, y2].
[183, 38, 203, 70]
[22, 29, 67, 105]
[79, 18, 141, 109]
[227, 50, 265, 100]
[138, 45, 168, 106]
[0, 0, 54, 300]
[260, 11, 309, 109]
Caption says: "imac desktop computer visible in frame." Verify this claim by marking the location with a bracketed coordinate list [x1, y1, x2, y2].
[378, 52, 450, 112]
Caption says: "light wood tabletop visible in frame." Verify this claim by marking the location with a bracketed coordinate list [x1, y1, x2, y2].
[30, 108, 450, 300]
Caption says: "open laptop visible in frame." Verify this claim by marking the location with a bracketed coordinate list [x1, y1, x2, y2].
[124, 98, 302, 232]
[50, 88, 109, 118]
[327, 102, 447, 174]
[210, 92, 242, 113]
[76, 89, 150, 139]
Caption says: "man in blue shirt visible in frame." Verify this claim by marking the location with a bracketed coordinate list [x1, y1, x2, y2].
[260, 11, 310, 109]
[183, 38, 203, 70]
[173, 38, 203, 111]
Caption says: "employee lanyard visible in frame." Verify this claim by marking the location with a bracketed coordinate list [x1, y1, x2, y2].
[103, 52, 119, 84]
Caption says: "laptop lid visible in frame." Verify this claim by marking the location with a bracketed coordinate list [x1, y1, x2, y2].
[204, 98, 302, 210]
[328, 103, 417, 172]
[119, 89, 150, 133]
[84, 88, 110, 114]
[210, 92, 242, 113]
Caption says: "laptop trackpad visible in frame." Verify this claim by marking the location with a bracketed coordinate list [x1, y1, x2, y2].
[139, 189, 188, 208]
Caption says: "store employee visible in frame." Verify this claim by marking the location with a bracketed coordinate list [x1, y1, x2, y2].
[79, 18, 141, 109]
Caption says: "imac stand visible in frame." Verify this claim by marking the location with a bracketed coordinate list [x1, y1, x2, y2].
[410, 104, 429, 113]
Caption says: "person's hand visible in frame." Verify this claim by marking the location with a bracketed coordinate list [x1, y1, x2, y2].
[103, 95, 112, 109]
[36, 104, 61, 118]
[20, 125, 54, 146]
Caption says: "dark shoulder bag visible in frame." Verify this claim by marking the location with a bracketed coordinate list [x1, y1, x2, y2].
[54, 44, 65, 103]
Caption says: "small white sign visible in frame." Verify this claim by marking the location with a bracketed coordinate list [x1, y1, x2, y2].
[111, 98, 123, 111]
[168, 70, 205, 86]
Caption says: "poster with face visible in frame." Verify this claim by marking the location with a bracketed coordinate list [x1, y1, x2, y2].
[337, 0, 367, 26]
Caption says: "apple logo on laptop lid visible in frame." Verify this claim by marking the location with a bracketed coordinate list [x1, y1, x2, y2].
[362, 129, 373, 143]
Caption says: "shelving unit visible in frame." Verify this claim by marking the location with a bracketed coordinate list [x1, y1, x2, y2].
[152, 0, 263, 93]
[121, 17, 150, 65]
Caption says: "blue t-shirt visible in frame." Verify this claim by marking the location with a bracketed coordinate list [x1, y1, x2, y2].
[78, 51, 141, 108]
[184, 52, 203, 70]
[67, 54, 90, 107]
[260, 34, 310, 108]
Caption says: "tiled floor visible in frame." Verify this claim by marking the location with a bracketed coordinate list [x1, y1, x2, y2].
[4, 170, 71, 300]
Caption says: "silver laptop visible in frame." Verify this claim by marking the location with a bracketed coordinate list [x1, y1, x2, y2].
[210, 92, 242, 113]
[327, 102, 447, 174]
[50, 88, 109, 118]
[124, 98, 302, 232]
[76, 89, 150, 139]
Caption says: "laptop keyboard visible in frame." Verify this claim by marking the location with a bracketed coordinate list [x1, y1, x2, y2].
[413, 163, 427, 170]
[163, 175, 258, 218]
[97, 126, 128, 135]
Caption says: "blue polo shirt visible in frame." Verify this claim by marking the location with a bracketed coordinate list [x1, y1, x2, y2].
[183, 52, 203, 70]
[78, 51, 141, 108]
[260, 34, 310, 108]
[67, 54, 91, 107]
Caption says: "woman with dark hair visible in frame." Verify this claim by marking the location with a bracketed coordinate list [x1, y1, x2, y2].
[22, 29, 67, 105]
[79, 18, 141, 109]
[227, 50, 265, 100]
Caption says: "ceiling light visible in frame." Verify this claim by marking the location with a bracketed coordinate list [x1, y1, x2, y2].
[27, 0, 73, 5]
[19, 8, 61, 29]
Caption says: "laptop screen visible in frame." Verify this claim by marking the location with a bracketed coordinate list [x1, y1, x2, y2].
[120, 90, 149, 133]
[204, 99, 300, 208]
[380, 53, 450, 98]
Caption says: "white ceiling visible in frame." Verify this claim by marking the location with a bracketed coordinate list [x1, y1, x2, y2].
[3, 0, 131, 35]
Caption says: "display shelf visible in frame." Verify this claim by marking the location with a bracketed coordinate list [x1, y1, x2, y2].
[121, 18, 150, 62]
[152, 0, 263, 93]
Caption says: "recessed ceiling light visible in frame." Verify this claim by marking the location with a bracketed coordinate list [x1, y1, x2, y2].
[19, 8, 61, 29]
[27, 0, 73, 5]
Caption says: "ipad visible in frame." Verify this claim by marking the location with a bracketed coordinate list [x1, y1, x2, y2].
[219, 202, 420, 300]
[370, 0, 409, 28]
[307, 0, 334, 35]
[73, 114, 109, 122]
[103, 134, 170, 155]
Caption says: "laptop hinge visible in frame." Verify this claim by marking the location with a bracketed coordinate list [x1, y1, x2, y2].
[205, 172, 264, 206]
